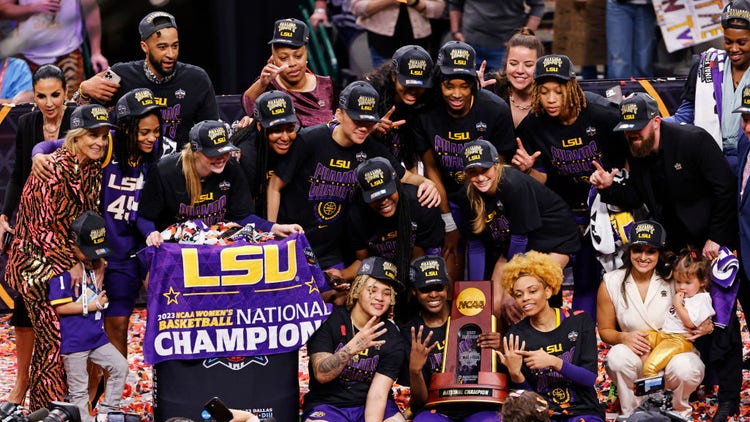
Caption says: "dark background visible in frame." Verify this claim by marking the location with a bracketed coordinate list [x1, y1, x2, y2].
[98, 0, 304, 95]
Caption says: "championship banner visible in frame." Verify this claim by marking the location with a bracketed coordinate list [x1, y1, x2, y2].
[655, 0, 726, 53]
[141, 233, 332, 364]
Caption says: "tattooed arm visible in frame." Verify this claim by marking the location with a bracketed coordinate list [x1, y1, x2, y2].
[310, 316, 387, 384]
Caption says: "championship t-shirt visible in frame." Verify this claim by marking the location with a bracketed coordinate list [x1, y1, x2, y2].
[275, 123, 405, 268]
[139, 153, 266, 231]
[232, 127, 284, 217]
[507, 309, 603, 418]
[109, 61, 219, 148]
[304, 306, 405, 410]
[412, 89, 515, 199]
[516, 93, 627, 210]
[347, 184, 444, 260]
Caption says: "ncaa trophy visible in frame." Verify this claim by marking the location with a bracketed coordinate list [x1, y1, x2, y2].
[425, 280, 507, 406]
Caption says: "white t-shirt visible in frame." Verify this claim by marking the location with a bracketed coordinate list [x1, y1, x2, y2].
[662, 292, 715, 335]
[13, 0, 83, 64]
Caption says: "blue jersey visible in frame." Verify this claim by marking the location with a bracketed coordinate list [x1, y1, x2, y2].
[48, 271, 110, 354]
[101, 153, 148, 261]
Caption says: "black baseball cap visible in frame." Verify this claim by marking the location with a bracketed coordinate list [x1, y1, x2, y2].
[339, 81, 380, 122]
[613, 92, 659, 131]
[462, 139, 499, 170]
[357, 256, 403, 291]
[722, 0, 750, 29]
[628, 220, 666, 249]
[189, 120, 239, 157]
[139, 11, 177, 41]
[734, 84, 750, 114]
[356, 157, 398, 203]
[392, 45, 433, 88]
[116, 88, 161, 121]
[533, 54, 575, 81]
[70, 104, 115, 130]
[254, 90, 298, 128]
[437, 41, 477, 77]
[71, 211, 111, 260]
[268, 18, 309, 48]
[410, 255, 449, 290]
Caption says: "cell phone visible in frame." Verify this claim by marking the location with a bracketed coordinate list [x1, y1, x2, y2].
[203, 397, 233, 422]
[634, 375, 663, 396]
[605, 85, 623, 104]
[102, 68, 121, 84]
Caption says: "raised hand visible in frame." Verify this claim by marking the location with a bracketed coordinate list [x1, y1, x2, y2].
[258, 55, 289, 86]
[589, 160, 619, 190]
[374, 106, 407, 137]
[409, 326, 437, 372]
[511, 138, 541, 174]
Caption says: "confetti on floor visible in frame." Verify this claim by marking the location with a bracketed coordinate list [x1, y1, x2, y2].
[0, 300, 749, 421]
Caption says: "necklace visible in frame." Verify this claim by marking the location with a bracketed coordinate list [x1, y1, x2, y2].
[43, 114, 63, 137]
[509, 94, 531, 111]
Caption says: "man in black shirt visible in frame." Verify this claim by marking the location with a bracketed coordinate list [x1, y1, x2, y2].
[76, 11, 218, 149]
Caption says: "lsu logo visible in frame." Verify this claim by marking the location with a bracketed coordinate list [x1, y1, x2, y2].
[561, 137, 582, 147]
[329, 159, 351, 169]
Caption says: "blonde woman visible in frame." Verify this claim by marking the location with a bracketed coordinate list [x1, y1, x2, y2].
[137, 120, 301, 246]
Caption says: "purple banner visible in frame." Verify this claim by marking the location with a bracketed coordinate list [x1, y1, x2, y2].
[141, 233, 332, 364]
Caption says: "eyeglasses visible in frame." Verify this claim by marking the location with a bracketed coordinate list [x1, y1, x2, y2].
[418, 284, 446, 294]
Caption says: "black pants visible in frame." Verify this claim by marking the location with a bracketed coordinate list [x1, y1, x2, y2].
[693, 304, 742, 402]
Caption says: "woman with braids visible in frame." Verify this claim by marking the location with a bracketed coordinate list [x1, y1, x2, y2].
[31, 88, 163, 357]
[137, 120, 302, 246]
[329, 157, 443, 320]
[303, 256, 406, 421]
[512, 54, 629, 319]
[231, 90, 298, 218]
[597, 220, 708, 418]
[460, 139, 579, 331]
[365, 44, 434, 170]
[5, 104, 113, 410]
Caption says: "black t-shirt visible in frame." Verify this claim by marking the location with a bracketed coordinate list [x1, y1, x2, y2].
[139, 153, 254, 231]
[109, 61, 219, 148]
[400, 314, 500, 417]
[413, 89, 515, 200]
[373, 102, 423, 170]
[516, 93, 628, 210]
[304, 306, 405, 410]
[347, 184, 444, 260]
[232, 127, 283, 218]
[275, 123, 405, 268]
[506, 310, 603, 418]
[489, 167, 580, 254]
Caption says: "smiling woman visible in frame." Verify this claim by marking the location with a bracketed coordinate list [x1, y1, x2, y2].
[4, 104, 114, 410]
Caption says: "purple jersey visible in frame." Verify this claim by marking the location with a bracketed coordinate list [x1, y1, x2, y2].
[48, 271, 110, 354]
[101, 156, 147, 261]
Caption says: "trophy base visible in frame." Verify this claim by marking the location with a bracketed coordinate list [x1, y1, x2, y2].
[425, 371, 507, 406]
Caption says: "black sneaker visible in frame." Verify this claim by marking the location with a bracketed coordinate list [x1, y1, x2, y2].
[712, 400, 739, 422]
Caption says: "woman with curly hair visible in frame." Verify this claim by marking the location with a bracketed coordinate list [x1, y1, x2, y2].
[497, 251, 603, 421]
[511, 54, 629, 319]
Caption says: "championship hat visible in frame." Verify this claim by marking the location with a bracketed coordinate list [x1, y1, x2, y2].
[613, 92, 660, 131]
[71, 211, 112, 260]
[254, 90, 298, 128]
[628, 220, 666, 249]
[70, 104, 115, 130]
[268, 18, 309, 47]
[409, 255, 449, 290]
[462, 139, 499, 170]
[357, 256, 403, 291]
[116, 88, 161, 121]
[139, 11, 177, 41]
[339, 81, 380, 122]
[356, 157, 398, 203]
[533, 54, 575, 81]
[392, 45, 433, 88]
[436, 41, 477, 77]
[189, 120, 239, 157]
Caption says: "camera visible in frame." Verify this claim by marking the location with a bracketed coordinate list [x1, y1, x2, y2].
[43, 402, 80, 422]
[625, 376, 689, 422]
[634, 375, 663, 396]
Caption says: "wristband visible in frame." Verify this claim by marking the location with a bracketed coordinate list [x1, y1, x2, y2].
[314, 8, 326, 14]
[441, 212, 457, 232]
[78, 84, 90, 101]
[95, 298, 108, 310]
